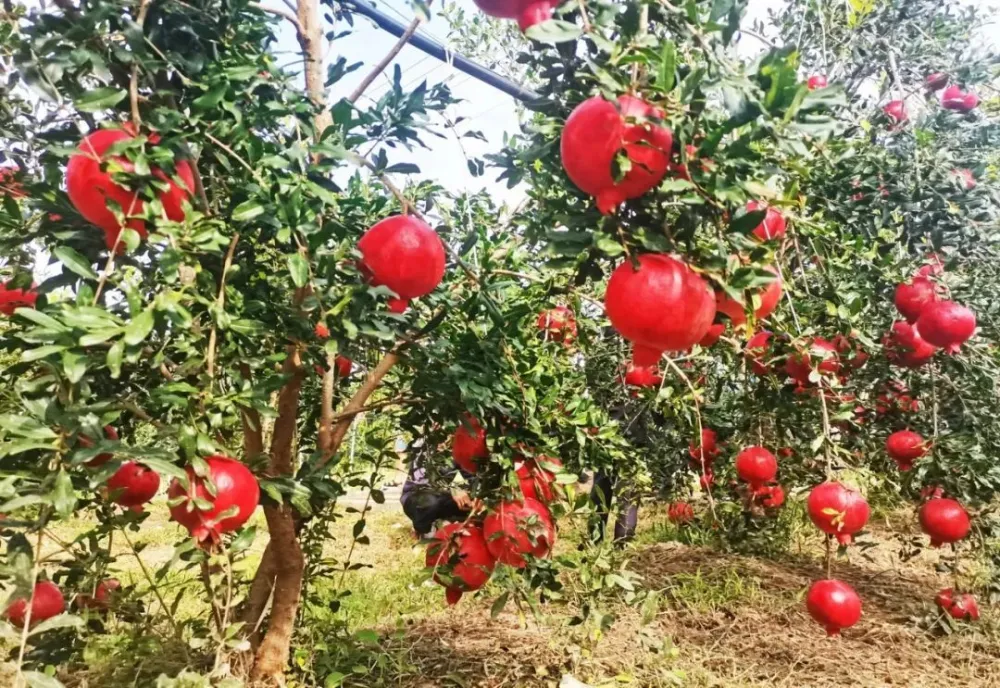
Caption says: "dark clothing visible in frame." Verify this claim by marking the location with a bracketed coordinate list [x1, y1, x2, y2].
[590, 471, 638, 545]
[399, 440, 474, 535]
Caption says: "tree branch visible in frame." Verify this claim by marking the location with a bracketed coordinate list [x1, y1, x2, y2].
[252, 1, 303, 34]
[206, 233, 240, 380]
[347, 15, 423, 104]
[130, 0, 151, 129]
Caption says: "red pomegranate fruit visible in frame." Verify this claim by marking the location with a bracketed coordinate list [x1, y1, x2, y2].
[472, 0, 552, 32]
[735, 446, 777, 487]
[883, 100, 907, 122]
[745, 331, 773, 375]
[894, 278, 939, 324]
[81, 425, 120, 467]
[832, 333, 868, 370]
[916, 300, 976, 353]
[935, 588, 980, 621]
[333, 354, 352, 379]
[746, 201, 786, 241]
[0, 280, 38, 316]
[755, 483, 786, 509]
[925, 73, 949, 91]
[941, 84, 979, 112]
[807, 482, 870, 545]
[699, 470, 715, 490]
[66, 127, 195, 250]
[884, 321, 938, 368]
[714, 267, 782, 329]
[314, 322, 330, 339]
[919, 498, 970, 547]
[452, 415, 489, 474]
[605, 253, 715, 366]
[667, 502, 695, 524]
[516, 456, 562, 504]
[0, 166, 27, 198]
[785, 337, 839, 385]
[624, 363, 662, 388]
[688, 428, 720, 467]
[482, 498, 555, 568]
[106, 461, 160, 510]
[425, 522, 496, 605]
[806, 579, 862, 636]
[698, 322, 725, 348]
[75, 578, 121, 611]
[536, 306, 577, 343]
[357, 215, 446, 313]
[561, 95, 673, 214]
[4, 581, 65, 628]
[516, 0, 553, 30]
[168, 455, 260, 544]
[806, 75, 828, 90]
[885, 430, 927, 471]
[916, 253, 945, 278]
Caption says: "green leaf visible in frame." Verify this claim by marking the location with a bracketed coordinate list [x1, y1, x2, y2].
[229, 526, 257, 553]
[287, 254, 309, 287]
[193, 84, 228, 111]
[51, 469, 76, 519]
[729, 209, 767, 235]
[657, 40, 676, 91]
[0, 494, 47, 513]
[0, 415, 57, 439]
[53, 246, 98, 280]
[29, 613, 84, 636]
[21, 671, 65, 688]
[232, 199, 265, 222]
[22, 345, 69, 362]
[79, 328, 123, 347]
[14, 308, 67, 331]
[661, 178, 695, 193]
[524, 19, 582, 44]
[123, 309, 155, 346]
[107, 340, 124, 378]
[385, 163, 420, 174]
[594, 236, 625, 257]
[61, 350, 88, 384]
[490, 591, 510, 619]
[75, 88, 127, 112]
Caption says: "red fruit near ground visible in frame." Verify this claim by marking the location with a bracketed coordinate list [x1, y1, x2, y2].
[745, 330, 773, 375]
[735, 446, 777, 486]
[334, 354, 352, 379]
[168, 455, 260, 544]
[807, 482, 870, 545]
[536, 306, 577, 343]
[885, 430, 927, 471]
[624, 363, 662, 388]
[82, 425, 120, 467]
[516, 456, 562, 504]
[357, 215, 446, 313]
[66, 127, 195, 250]
[688, 428, 720, 466]
[667, 502, 695, 524]
[755, 483, 785, 509]
[919, 498, 970, 547]
[0, 280, 38, 316]
[894, 278, 939, 324]
[517, 0, 552, 31]
[807, 75, 828, 90]
[941, 84, 979, 112]
[953, 168, 976, 190]
[4, 581, 65, 627]
[561, 95, 673, 214]
[314, 322, 330, 339]
[746, 201, 786, 241]
[452, 415, 488, 474]
[935, 588, 979, 621]
[604, 254, 715, 366]
[916, 300, 976, 353]
[785, 338, 839, 385]
[698, 322, 725, 348]
[884, 321, 938, 368]
[75, 578, 121, 611]
[883, 100, 907, 122]
[482, 498, 555, 568]
[425, 522, 496, 605]
[107, 461, 160, 509]
[806, 579, 862, 635]
[925, 72, 948, 91]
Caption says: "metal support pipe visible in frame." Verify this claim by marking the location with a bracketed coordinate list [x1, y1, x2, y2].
[343, 0, 544, 104]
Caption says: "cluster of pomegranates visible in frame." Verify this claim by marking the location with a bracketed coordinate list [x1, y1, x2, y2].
[882, 73, 978, 126]
[472, 0, 556, 34]
[3, 577, 126, 628]
[890, 259, 976, 358]
[425, 418, 559, 605]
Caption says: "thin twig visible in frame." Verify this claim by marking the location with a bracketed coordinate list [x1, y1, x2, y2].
[207, 233, 240, 380]
[120, 527, 186, 641]
[130, 0, 152, 129]
[576, 0, 592, 32]
[204, 132, 267, 185]
[348, 16, 424, 104]
[663, 356, 717, 523]
[14, 523, 45, 686]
